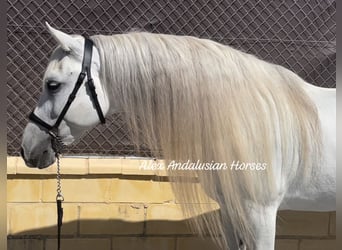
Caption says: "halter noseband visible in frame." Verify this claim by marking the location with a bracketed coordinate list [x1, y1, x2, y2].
[29, 37, 106, 147]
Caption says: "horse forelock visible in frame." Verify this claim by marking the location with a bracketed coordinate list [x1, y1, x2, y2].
[91, 32, 322, 249]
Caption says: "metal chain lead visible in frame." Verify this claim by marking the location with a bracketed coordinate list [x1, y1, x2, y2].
[49, 129, 65, 201]
[50, 131, 65, 250]
[56, 153, 64, 201]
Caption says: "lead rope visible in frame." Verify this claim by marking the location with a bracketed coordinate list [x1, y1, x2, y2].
[56, 153, 64, 250]
[50, 130, 64, 250]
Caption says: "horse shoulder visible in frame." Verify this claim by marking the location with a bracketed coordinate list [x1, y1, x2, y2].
[280, 83, 336, 211]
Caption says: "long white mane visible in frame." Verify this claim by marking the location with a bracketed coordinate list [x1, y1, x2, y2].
[91, 32, 322, 249]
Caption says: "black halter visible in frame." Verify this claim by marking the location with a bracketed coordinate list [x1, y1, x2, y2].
[29, 37, 106, 142]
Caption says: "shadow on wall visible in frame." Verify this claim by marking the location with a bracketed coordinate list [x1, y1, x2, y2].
[7, 210, 337, 250]
[7, 217, 222, 250]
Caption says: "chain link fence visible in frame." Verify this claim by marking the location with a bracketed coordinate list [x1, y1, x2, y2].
[7, 0, 336, 157]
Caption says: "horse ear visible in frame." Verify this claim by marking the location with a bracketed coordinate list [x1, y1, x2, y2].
[45, 22, 82, 54]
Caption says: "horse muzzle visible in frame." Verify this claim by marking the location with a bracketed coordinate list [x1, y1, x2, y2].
[21, 146, 55, 169]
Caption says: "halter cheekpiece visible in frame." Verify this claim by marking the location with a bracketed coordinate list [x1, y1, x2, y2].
[29, 37, 106, 149]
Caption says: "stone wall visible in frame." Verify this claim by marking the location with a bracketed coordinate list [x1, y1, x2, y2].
[7, 157, 336, 250]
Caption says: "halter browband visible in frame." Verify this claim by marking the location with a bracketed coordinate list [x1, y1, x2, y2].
[29, 37, 106, 135]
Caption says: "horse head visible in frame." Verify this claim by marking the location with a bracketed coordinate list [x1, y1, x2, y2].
[21, 23, 109, 168]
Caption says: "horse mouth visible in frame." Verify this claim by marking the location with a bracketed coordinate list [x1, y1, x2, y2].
[25, 161, 52, 169]
[23, 158, 54, 169]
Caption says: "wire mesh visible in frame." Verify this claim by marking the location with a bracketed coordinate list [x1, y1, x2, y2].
[7, 0, 336, 156]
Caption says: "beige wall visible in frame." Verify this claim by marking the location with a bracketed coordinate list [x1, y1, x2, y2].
[7, 157, 335, 250]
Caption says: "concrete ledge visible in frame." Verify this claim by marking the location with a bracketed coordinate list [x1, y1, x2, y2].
[7, 156, 168, 176]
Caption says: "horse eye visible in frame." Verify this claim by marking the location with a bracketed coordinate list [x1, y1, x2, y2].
[46, 81, 61, 92]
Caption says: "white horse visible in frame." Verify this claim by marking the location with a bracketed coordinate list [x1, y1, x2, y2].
[21, 23, 336, 250]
